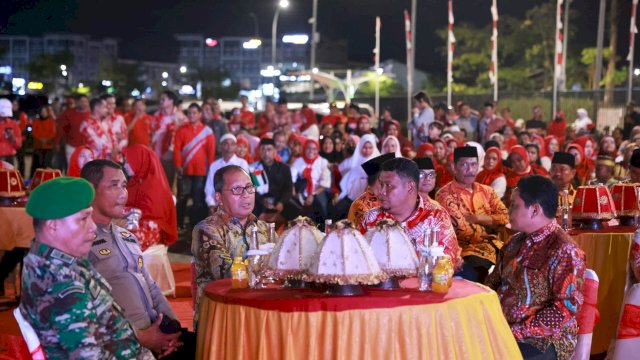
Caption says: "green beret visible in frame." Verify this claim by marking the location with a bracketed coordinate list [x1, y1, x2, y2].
[26, 177, 95, 219]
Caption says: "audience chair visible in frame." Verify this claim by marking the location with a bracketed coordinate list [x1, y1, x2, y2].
[142, 244, 176, 297]
[572, 268, 599, 360]
[12, 308, 45, 360]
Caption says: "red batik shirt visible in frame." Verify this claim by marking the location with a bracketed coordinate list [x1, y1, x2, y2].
[79, 117, 114, 159]
[360, 195, 461, 268]
[485, 220, 586, 360]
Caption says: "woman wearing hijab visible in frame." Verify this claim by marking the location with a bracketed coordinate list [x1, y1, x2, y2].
[67, 145, 95, 177]
[337, 134, 380, 205]
[383, 120, 412, 149]
[235, 136, 253, 164]
[547, 111, 567, 148]
[338, 134, 360, 175]
[122, 144, 178, 251]
[600, 135, 618, 158]
[476, 147, 506, 198]
[291, 138, 331, 224]
[417, 142, 435, 159]
[504, 145, 545, 206]
[319, 136, 342, 164]
[381, 135, 403, 158]
[525, 143, 549, 176]
[567, 142, 595, 185]
[544, 135, 560, 163]
[287, 133, 305, 166]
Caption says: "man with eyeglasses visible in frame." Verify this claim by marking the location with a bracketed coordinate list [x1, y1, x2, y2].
[191, 165, 268, 327]
[414, 157, 440, 207]
[360, 158, 460, 268]
[436, 146, 508, 283]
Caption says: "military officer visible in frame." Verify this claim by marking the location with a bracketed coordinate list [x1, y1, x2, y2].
[19, 177, 154, 359]
[81, 159, 194, 358]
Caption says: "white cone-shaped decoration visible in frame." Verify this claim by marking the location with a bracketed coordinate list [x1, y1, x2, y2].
[267, 216, 324, 279]
[365, 219, 419, 277]
[305, 220, 387, 285]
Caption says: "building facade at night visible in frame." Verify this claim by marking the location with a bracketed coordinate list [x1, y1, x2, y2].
[0, 33, 118, 83]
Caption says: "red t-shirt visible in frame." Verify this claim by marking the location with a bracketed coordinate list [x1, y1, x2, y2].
[57, 108, 90, 147]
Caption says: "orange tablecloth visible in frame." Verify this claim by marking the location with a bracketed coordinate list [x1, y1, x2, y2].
[0, 206, 34, 251]
[196, 278, 522, 360]
[570, 229, 634, 354]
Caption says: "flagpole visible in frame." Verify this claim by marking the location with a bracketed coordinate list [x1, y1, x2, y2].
[490, 0, 499, 102]
[628, 0, 639, 103]
[447, 0, 455, 106]
[375, 17, 381, 118]
[404, 9, 413, 138]
[553, 0, 564, 115]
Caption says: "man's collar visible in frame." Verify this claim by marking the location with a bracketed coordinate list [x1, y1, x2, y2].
[214, 207, 257, 226]
[524, 220, 558, 244]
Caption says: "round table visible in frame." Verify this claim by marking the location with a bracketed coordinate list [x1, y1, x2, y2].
[196, 278, 521, 360]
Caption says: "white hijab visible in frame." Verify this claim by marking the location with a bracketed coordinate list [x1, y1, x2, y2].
[381, 135, 403, 158]
[339, 134, 380, 200]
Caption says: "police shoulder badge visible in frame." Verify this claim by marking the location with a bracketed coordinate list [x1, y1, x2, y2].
[99, 249, 111, 256]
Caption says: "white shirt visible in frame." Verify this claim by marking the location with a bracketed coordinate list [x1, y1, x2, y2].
[204, 154, 250, 206]
[290, 156, 331, 196]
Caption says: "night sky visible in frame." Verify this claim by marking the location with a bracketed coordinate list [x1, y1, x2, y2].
[0, 0, 631, 74]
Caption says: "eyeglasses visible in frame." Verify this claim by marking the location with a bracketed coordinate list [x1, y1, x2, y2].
[224, 184, 257, 195]
[419, 171, 436, 179]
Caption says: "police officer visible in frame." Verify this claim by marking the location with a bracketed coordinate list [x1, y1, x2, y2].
[81, 159, 195, 358]
[20, 177, 154, 359]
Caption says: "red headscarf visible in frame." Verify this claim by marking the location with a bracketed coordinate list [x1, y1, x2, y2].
[567, 142, 594, 185]
[301, 138, 320, 194]
[476, 147, 504, 187]
[531, 134, 547, 157]
[575, 135, 597, 161]
[417, 143, 435, 158]
[599, 135, 618, 158]
[67, 146, 94, 177]
[122, 145, 178, 247]
[505, 145, 533, 188]
[544, 135, 559, 157]
[236, 136, 253, 163]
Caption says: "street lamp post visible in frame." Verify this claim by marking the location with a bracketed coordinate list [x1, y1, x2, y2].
[271, 0, 289, 73]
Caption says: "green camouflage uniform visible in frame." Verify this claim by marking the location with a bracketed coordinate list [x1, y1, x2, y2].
[19, 241, 154, 359]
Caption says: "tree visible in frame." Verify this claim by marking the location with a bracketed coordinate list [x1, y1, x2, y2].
[26, 51, 74, 93]
[97, 56, 145, 96]
[356, 74, 404, 96]
[188, 66, 240, 99]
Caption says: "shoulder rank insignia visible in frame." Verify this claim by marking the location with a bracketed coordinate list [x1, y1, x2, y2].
[58, 285, 85, 298]
[99, 249, 111, 256]
[120, 231, 131, 238]
[92, 239, 107, 246]
[138, 256, 143, 269]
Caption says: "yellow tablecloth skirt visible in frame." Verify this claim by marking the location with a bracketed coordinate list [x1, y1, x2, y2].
[572, 232, 633, 354]
[196, 289, 522, 360]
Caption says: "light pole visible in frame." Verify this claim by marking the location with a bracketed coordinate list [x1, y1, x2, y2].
[271, 0, 289, 72]
[309, 0, 318, 100]
[249, 12, 259, 37]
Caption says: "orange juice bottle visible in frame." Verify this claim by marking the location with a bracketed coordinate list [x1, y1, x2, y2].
[432, 258, 450, 294]
[443, 255, 454, 288]
[231, 257, 249, 289]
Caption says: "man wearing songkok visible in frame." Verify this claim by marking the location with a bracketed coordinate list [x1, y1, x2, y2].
[81, 160, 195, 358]
[629, 148, 640, 183]
[173, 103, 216, 230]
[192, 165, 268, 326]
[360, 158, 460, 267]
[348, 153, 395, 226]
[250, 137, 294, 223]
[204, 133, 249, 210]
[436, 146, 509, 282]
[19, 177, 154, 359]
[486, 175, 586, 360]
[594, 155, 617, 186]
[549, 152, 577, 206]
[414, 156, 442, 207]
